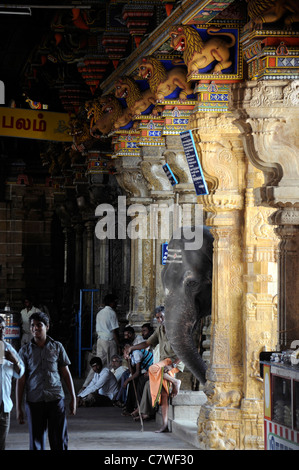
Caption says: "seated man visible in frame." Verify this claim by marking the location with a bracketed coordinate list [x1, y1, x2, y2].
[129, 306, 183, 432]
[123, 326, 143, 346]
[141, 323, 154, 342]
[110, 354, 128, 383]
[77, 357, 118, 407]
[121, 343, 153, 416]
[131, 324, 159, 421]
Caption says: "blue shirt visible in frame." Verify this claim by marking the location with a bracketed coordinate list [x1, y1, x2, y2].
[0, 341, 25, 412]
[19, 336, 71, 402]
[130, 349, 153, 372]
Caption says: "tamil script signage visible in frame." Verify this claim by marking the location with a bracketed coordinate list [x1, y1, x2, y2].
[5, 325, 20, 340]
[180, 130, 208, 196]
[162, 242, 168, 265]
[264, 421, 299, 450]
[162, 163, 178, 186]
[0, 107, 72, 142]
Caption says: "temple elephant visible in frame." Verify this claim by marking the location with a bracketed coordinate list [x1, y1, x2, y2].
[161, 226, 213, 384]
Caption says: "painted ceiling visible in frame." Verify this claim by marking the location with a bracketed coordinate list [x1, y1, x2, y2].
[0, 0, 247, 111]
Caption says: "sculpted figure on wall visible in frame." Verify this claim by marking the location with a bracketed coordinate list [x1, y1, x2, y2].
[68, 115, 93, 152]
[169, 25, 236, 77]
[85, 98, 103, 130]
[114, 76, 157, 117]
[198, 420, 236, 450]
[245, 0, 299, 30]
[137, 55, 194, 101]
[87, 94, 130, 136]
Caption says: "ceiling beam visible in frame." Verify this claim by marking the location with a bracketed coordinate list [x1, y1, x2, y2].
[100, 0, 236, 94]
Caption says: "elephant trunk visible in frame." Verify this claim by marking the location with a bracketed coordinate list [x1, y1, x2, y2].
[164, 280, 210, 384]
[162, 226, 213, 384]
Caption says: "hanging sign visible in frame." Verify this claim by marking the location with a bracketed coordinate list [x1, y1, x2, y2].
[162, 163, 178, 186]
[180, 130, 208, 196]
[0, 107, 72, 142]
[162, 242, 168, 265]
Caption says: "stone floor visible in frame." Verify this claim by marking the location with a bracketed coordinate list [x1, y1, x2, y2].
[5, 378, 199, 453]
[6, 404, 199, 451]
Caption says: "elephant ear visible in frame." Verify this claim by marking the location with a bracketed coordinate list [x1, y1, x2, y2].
[162, 225, 213, 383]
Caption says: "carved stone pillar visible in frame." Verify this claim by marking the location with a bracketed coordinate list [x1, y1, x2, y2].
[141, 138, 201, 315]
[189, 112, 245, 449]
[74, 222, 84, 293]
[163, 134, 198, 209]
[114, 156, 154, 325]
[85, 220, 95, 287]
[140, 145, 174, 310]
[271, 214, 299, 348]
[230, 79, 299, 349]
[188, 109, 278, 449]
[114, 138, 200, 327]
[62, 227, 73, 286]
[241, 162, 279, 449]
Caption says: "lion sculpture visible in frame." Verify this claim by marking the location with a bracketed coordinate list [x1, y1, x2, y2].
[114, 76, 157, 117]
[88, 94, 126, 136]
[68, 115, 92, 152]
[169, 25, 236, 77]
[137, 55, 193, 101]
[245, 0, 299, 30]
[85, 99, 103, 130]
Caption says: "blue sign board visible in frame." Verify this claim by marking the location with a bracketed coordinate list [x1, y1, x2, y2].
[162, 163, 178, 186]
[162, 242, 168, 265]
[180, 130, 208, 196]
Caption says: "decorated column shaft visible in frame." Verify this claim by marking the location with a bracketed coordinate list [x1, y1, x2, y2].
[189, 107, 278, 449]
[230, 79, 299, 350]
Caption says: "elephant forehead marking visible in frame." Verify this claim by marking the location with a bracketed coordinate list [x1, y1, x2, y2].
[166, 248, 182, 263]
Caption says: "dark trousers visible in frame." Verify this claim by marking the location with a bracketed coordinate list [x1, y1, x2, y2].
[126, 374, 148, 413]
[25, 399, 68, 450]
[81, 392, 113, 407]
[0, 403, 10, 450]
[115, 369, 130, 403]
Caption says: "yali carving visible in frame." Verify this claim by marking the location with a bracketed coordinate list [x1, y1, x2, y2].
[245, 0, 299, 30]
[137, 55, 194, 102]
[169, 25, 236, 78]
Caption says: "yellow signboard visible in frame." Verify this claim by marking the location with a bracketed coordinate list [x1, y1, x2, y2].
[0, 107, 72, 142]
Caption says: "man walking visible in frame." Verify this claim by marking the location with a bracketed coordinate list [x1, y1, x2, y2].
[16, 311, 76, 450]
[96, 294, 120, 367]
[0, 315, 25, 450]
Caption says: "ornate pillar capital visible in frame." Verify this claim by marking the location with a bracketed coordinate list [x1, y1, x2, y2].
[139, 145, 174, 200]
[163, 135, 197, 205]
[229, 80, 299, 208]
[188, 108, 279, 450]
[270, 207, 299, 228]
[114, 157, 150, 199]
[189, 111, 246, 226]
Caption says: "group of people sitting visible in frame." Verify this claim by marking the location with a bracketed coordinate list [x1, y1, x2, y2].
[77, 307, 184, 433]
[77, 324, 157, 420]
